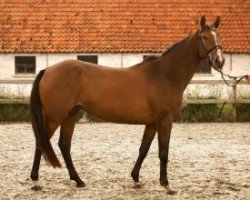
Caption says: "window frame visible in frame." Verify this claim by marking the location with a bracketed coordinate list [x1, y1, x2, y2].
[143, 55, 159, 61]
[77, 55, 98, 64]
[15, 56, 36, 74]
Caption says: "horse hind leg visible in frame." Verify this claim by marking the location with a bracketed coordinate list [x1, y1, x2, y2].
[30, 148, 42, 191]
[30, 121, 59, 190]
[30, 148, 41, 181]
[59, 107, 85, 187]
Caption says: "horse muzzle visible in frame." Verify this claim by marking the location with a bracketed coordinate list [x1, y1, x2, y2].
[212, 55, 225, 70]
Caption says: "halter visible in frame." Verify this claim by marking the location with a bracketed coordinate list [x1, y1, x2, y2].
[198, 29, 222, 66]
[198, 29, 247, 87]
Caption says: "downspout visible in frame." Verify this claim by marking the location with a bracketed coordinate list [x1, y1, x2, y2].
[46, 53, 49, 68]
[121, 53, 123, 68]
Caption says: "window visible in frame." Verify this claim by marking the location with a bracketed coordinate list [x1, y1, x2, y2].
[15, 56, 36, 74]
[77, 55, 98, 64]
[143, 55, 159, 61]
[196, 59, 211, 73]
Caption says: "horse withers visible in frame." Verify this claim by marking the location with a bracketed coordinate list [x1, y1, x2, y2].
[30, 16, 225, 194]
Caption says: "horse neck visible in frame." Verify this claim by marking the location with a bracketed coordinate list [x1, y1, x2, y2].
[160, 31, 201, 92]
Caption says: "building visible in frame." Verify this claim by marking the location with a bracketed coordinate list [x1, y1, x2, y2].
[0, 0, 249, 99]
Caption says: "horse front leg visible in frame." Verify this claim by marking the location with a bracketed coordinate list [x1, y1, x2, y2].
[131, 125, 156, 188]
[157, 114, 177, 195]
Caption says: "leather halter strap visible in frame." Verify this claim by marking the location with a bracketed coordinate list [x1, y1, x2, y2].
[198, 29, 222, 65]
[198, 29, 247, 87]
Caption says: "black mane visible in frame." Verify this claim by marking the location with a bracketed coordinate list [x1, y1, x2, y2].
[161, 36, 190, 56]
[144, 55, 159, 61]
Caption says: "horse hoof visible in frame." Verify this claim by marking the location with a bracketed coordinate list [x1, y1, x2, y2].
[167, 188, 177, 195]
[76, 181, 86, 188]
[31, 180, 42, 191]
[133, 182, 143, 189]
[164, 185, 177, 195]
[31, 185, 42, 191]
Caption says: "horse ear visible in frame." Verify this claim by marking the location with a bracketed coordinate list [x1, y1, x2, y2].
[200, 15, 206, 29]
[213, 16, 221, 28]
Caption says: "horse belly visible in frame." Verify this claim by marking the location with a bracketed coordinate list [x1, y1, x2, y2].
[76, 65, 154, 124]
[78, 86, 153, 124]
[89, 104, 153, 124]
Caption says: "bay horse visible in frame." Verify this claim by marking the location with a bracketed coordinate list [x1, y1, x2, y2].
[30, 16, 225, 194]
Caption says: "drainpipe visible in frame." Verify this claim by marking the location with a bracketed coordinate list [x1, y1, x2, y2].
[121, 53, 123, 68]
[46, 53, 49, 68]
[230, 53, 232, 71]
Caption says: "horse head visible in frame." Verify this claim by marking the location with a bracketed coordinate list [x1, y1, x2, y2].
[198, 15, 225, 71]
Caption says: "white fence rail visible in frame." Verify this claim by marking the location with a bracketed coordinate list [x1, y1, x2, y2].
[0, 79, 249, 121]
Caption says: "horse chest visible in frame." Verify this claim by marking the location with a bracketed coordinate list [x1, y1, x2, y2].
[150, 88, 183, 120]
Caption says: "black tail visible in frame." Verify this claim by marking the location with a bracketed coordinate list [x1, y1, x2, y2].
[30, 69, 61, 168]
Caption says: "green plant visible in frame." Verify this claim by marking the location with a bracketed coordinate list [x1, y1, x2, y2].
[236, 104, 250, 122]
[0, 104, 30, 122]
[0, 104, 249, 122]
[179, 104, 220, 122]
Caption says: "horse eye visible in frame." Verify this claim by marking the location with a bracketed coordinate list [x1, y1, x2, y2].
[202, 35, 208, 40]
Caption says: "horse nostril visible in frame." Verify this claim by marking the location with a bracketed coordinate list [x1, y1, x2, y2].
[215, 58, 221, 66]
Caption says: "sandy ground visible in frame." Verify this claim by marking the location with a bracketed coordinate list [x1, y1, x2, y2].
[0, 123, 249, 200]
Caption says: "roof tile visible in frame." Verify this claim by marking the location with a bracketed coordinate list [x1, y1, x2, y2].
[0, 0, 249, 53]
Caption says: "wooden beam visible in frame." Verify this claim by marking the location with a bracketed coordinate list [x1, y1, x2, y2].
[190, 80, 249, 85]
[0, 79, 249, 85]
[1, 98, 250, 105]
[184, 99, 250, 104]
[0, 80, 33, 84]
[0, 99, 30, 104]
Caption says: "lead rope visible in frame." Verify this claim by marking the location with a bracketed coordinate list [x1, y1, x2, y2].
[199, 29, 248, 118]
[214, 68, 247, 87]
[213, 68, 248, 119]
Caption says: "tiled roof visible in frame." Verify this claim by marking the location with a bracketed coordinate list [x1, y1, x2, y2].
[0, 0, 249, 53]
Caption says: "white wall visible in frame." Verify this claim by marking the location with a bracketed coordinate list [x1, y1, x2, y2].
[231, 54, 250, 76]
[1, 53, 249, 79]
[0, 53, 249, 98]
